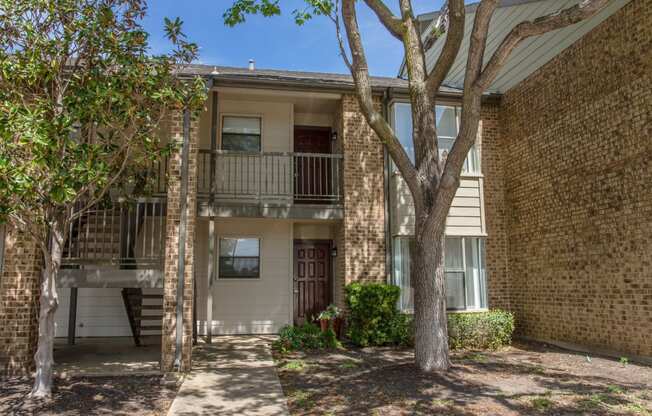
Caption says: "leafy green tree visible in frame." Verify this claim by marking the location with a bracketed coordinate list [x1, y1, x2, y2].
[223, 0, 610, 371]
[0, 0, 206, 397]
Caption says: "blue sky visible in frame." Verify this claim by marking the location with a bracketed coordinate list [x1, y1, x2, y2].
[142, 0, 445, 77]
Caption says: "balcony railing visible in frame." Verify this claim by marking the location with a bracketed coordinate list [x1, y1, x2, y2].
[62, 198, 167, 269]
[198, 150, 343, 204]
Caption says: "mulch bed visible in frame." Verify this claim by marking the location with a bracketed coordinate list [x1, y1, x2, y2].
[0, 375, 177, 416]
[273, 340, 652, 415]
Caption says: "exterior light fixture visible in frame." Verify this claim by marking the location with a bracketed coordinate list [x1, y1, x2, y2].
[331, 246, 338, 257]
[331, 131, 338, 141]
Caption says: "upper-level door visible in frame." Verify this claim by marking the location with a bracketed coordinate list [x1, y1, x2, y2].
[294, 127, 332, 203]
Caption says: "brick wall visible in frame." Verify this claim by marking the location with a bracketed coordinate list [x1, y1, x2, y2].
[338, 95, 387, 303]
[496, 0, 651, 357]
[161, 109, 200, 372]
[0, 226, 41, 375]
[480, 103, 512, 311]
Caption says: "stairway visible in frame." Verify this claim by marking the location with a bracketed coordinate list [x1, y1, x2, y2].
[122, 288, 164, 346]
[64, 210, 122, 263]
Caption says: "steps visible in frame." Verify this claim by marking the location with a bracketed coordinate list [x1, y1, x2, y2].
[64, 210, 122, 262]
[122, 288, 164, 346]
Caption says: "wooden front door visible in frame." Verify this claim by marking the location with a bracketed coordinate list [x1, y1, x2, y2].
[293, 240, 331, 325]
[294, 127, 332, 203]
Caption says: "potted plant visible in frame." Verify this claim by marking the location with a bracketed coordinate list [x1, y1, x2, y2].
[317, 308, 333, 332]
[317, 304, 343, 337]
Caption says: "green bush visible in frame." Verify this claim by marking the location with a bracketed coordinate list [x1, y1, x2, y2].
[273, 322, 340, 353]
[345, 282, 410, 346]
[447, 310, 515, 350]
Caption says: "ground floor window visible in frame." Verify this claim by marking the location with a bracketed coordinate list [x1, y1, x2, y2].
[392, 236, 487, 311]
[219, 237, 260, 278]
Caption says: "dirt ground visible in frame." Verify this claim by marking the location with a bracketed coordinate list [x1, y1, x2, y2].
[0, 375, 177, 416]
[274, 341, 652, 416]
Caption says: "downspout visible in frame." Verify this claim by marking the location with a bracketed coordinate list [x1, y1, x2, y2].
[382, 88, 393, 284]
[174, 106, 191, 370]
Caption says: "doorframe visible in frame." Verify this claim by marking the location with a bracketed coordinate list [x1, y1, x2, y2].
[293, 126, 333, 154]
[292, 238, 334, 325]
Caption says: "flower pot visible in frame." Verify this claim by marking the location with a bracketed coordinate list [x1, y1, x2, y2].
[333, 317, 343, 339]
[319, 318, 330, 332]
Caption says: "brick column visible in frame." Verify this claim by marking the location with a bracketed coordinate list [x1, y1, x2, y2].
[0, 227, 41, 375]
[161, 109, 199, 372]
[480, 103, 512, 311]
[336, 95, 387, 305]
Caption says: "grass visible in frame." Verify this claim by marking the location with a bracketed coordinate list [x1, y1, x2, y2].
[288, 390, 314, 409]
[624, 403, 652, 416]
[281, 359, 307, 371]
[463, 352, 488, 363]
[529, 393, 554, 412]
[607, 385, 625, 395]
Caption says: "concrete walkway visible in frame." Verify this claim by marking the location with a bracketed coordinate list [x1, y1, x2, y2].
[167, 336, 289, 416]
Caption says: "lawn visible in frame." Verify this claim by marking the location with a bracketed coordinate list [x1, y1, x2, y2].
[0, 375, 177, 416]
[273, 341, 652, 415]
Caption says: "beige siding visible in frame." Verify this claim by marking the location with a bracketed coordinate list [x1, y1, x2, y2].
[195, 218, 292, 335]
[200, 97, 294, 151]
[391, 174, 485, 236]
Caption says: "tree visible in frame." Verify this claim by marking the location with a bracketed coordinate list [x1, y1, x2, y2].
[0, 0, 206, 397]
[223, 0, 611, 371]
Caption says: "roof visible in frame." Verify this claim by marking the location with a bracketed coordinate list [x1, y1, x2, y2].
[179, 64, 464, 96]
[403, 0, 630, 94]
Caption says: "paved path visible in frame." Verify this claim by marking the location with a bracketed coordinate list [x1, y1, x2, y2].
[167, 336, 289, 416]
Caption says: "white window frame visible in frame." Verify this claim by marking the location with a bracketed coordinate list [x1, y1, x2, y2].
[392, 235, 488, 313]
[217, 236, 262, 280]
[389, 100, 481, 176]
[219, 114, 263, 153]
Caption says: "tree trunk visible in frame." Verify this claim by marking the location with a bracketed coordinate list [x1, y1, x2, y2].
[412, 226, 450, 371]
[30, 226, 63, 398]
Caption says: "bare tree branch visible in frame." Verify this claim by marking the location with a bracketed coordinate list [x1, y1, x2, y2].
[341, 0, 421, 206]
[327, 0, 352, 71]
[362, 0, 404, 39]
[477, 0, 611, 90]
[431, 0, 499, 225]
[425, 0, 465, 98]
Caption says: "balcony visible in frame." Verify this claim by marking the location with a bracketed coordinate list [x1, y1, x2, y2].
[197, 150, 344, 219]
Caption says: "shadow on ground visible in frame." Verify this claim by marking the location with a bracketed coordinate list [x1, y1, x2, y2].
[275, 341, 652, 415]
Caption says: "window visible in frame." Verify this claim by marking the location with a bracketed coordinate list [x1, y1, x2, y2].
[392, 236, 487, 311]
[221, 116, 261, 152]
[391, 103, 479, 173]
[219, 238, 260, 278]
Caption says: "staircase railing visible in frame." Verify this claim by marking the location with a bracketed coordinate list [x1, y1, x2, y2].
[62, 197, 167, 269]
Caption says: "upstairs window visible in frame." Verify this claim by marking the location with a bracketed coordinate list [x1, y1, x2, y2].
[221, 116, 261, 152]
[219, 237, 260, 278]
[391, 103, 479, 174]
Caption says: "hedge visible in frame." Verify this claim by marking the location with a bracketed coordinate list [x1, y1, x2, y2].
[345, 283, 515, 350]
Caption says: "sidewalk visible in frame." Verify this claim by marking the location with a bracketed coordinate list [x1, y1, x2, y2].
[167, 336, 289, 416]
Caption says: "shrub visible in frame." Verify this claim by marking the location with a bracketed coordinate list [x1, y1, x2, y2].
[345, 282, 409, 346]
[447, 310, 515, 350]
[273, 322, 340, 353]
[388, 312, 414, 346]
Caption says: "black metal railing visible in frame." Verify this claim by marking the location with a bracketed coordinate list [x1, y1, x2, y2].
[197, 150, 343, 204]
